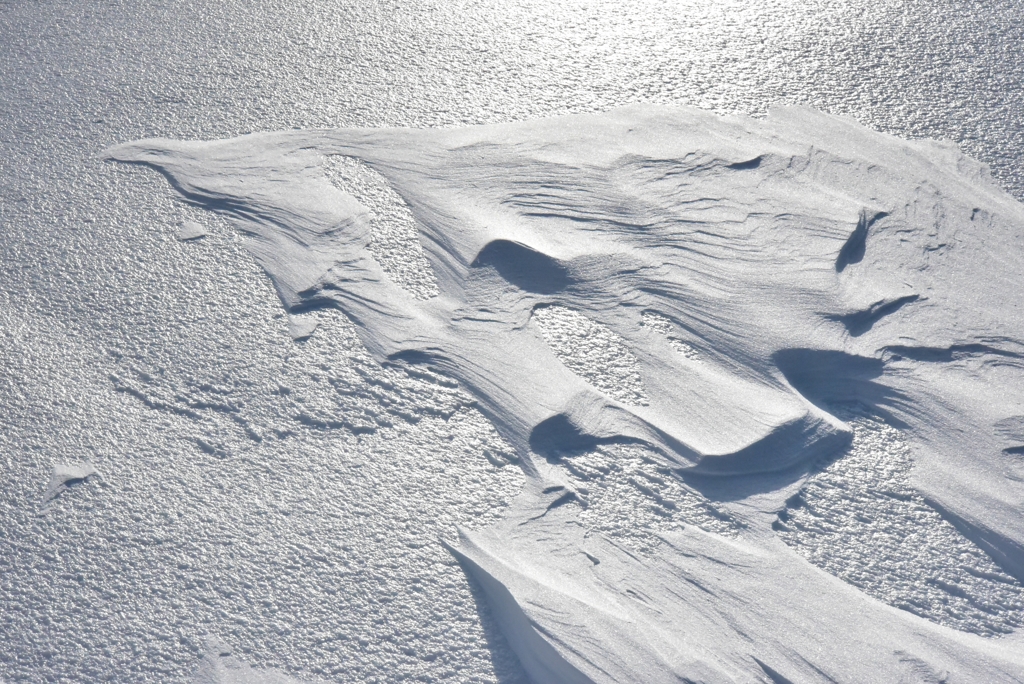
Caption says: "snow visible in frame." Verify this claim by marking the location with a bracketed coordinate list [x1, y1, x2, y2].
[40, 461, 102, 513]
[639, 310, 701, 361]
[323, 155, 440, 301]
[193, 638, 312, 684]
[177, 221, 210, 242]
[531, 305, 649, 407]
[776, 408, 1024, 637]
[103, 103, 1024, 681]
[4, 1, 1024, 681]
[287, 315, 319, 341]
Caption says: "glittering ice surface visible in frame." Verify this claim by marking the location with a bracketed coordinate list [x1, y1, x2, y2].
[4, 1, 1024, 682]
[531, 306, 648, 407]
[639, 310, 701, 361]
[560, 443, 741, 553]
[323, 155, 440, 301]
[0, 303, 527, 683]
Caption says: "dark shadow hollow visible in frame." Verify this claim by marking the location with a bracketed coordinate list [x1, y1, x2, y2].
[726, 155, 763, 170]
[774, 348, 907, 425]
[826, 295, 920, 337]
[682, 442, 849, 504]
[752, 656, 796, 684]
[835, 209, 888, 272]
[529, 414, 601, 457]
[472, 240, 571, 294]
[885, 343, 1021, 363]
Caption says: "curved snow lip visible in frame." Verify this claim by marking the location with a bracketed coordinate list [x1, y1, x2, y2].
[446, 508, 1024, 684]
[39, 461, 102, 514]
[472, 239, 572, 294]
[443, 538, 598, 684]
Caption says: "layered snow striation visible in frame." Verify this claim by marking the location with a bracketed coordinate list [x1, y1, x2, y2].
[107, 105, 1024, 682]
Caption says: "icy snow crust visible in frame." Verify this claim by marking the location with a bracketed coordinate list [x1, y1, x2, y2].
[108, 105, 1024, 682]
[531, 305, 649, 407]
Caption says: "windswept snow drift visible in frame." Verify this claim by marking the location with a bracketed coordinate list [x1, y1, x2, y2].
[108, 105, 1024, 682]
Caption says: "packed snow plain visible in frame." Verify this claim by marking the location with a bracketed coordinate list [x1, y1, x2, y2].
[101, 104, 1024, 682]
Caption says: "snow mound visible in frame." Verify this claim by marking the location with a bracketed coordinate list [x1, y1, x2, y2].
[108, 104, 1024, 682]
[177, 220, 209, 241]
[40, 461, 102, 513]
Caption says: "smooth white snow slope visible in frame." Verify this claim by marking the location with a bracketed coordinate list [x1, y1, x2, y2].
[107, 104, 1024, 682]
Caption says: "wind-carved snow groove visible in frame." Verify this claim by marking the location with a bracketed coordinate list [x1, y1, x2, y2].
[323, 155, 439, 301]
[639, 311, 700, 361]
[775, 408, 1024, 637]
[835, 208, 889, 272]
[560, 444, 739, 553]
[531, 305, 648, 406]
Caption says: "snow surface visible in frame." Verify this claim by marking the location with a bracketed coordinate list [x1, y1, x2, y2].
[323, 156, 440, 301]
[0, 300, 527, 682]
[4, 2, 1024, 680]
[103, 104, 1024, 682]
[193, 638, 311, 684]
[177, 221, 211, 242]
[531, 305, 649, 407]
